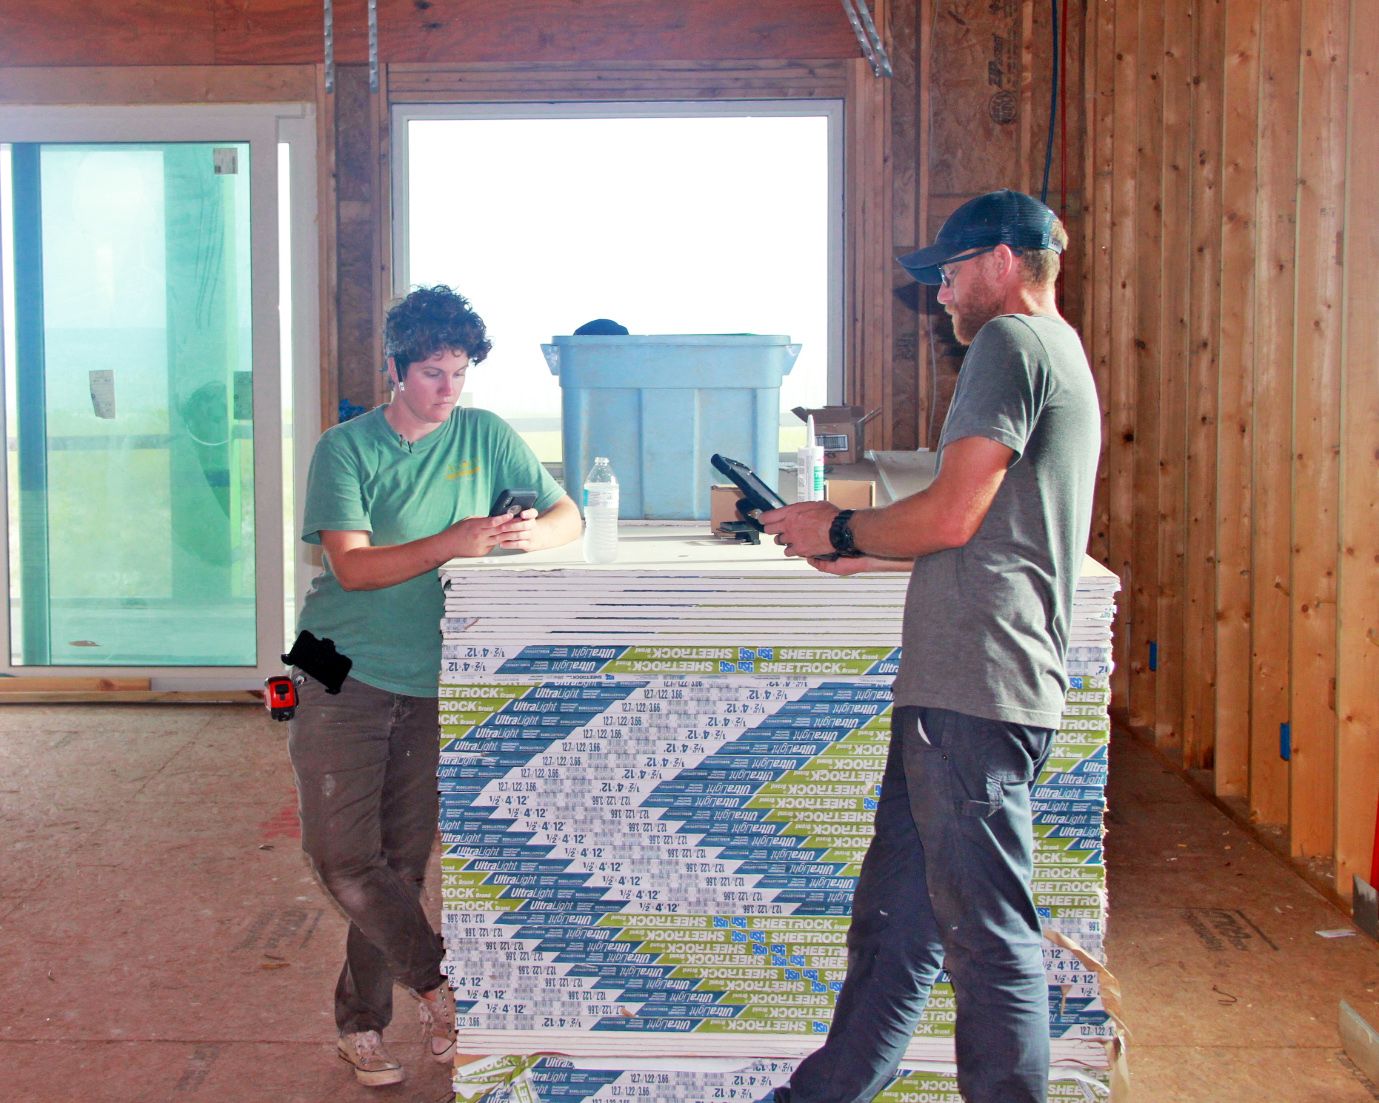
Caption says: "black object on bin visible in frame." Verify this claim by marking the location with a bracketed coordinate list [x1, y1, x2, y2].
[573, 318, 629, 336]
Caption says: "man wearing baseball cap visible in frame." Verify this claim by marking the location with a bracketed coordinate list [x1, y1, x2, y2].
[761, 189, 1101, 1102]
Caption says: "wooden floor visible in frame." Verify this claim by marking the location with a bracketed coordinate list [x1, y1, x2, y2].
[0, 702, 1375, 1103]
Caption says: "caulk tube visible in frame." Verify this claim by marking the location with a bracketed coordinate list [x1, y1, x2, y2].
[796, 414, 826, 501]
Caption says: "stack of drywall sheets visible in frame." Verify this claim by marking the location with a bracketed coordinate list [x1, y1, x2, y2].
[437, 563, 1119, 1102]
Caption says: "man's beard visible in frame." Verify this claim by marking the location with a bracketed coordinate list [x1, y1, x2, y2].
[950, 283, 1005, 345]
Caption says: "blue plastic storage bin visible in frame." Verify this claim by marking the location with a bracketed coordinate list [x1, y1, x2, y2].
[543, 334, 799, 520]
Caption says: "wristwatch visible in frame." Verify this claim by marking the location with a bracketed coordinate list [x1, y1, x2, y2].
[828, 509, 864, 558]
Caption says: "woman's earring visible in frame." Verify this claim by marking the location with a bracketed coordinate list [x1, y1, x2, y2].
[397, 380, 405, 391]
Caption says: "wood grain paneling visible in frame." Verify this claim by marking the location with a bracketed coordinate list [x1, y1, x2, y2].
[1106, 0, 1137, 708]
[2, 0, 859, 68]
[1052, 1, 1086, 352]
[386, 59, 850, 101]
[0, 1, 215, 67]
[1088, 0, 1375, 902]
[1336, 0, 1379, 897]
[1154, 0, 1190, 750]
[381, 0, 858, 65]
[889, 0, 922, 453]
[1288, 0, 1347, 859]
[912, 4, 936, 449]
[845, 59, 893, 445]
[1085, 0, 1115, 571]
[1249, 0, 1302, 827]
[1181, 0, 1223, 768]
[212, 0, 354, 65]
[0, 65, 317, 105]
[1127, 0, 1164, 733]
[333, 65, 384, 413]
[315, 65, 340, 433]
[1018, 0, 1038, 198]
[1213, 0, 1261, 798]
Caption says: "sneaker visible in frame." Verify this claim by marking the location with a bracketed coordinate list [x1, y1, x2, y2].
[414, 983, 456, 1064]
[336, 1030, 405, 1087]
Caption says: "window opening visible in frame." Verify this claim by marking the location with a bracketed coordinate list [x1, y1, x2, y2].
[395, 104, 840, 465]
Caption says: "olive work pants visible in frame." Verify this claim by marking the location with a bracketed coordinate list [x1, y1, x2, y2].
[287, 675, 445, 1036]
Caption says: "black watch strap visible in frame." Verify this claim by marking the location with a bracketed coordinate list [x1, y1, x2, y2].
[828, 509, 863, 558]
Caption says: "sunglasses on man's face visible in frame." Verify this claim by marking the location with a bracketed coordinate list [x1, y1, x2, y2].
[937, 246, 997, 286]
[938, 244, 1032, 286]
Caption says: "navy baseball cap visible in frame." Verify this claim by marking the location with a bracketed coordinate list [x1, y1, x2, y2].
[897, 189, 1062, 285]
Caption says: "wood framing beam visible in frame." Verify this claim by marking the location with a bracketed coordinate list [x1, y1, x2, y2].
[844, 58, 893, 447]
[1127, 0, 1164, 734]
[386, 59, 849, 101]
[1213, 0, 1261, 799]
[1084, 0, 1114, 572]
[0, 65, 317, 105]
[1106, 0, 1138, 712]
[1287, 0, 1348, 859]
[1181, 0, 1223, 769]
[1336, 0, 1379, 899]
[1155, 0, 1191, 752]
[1249, 0, 1302, 827]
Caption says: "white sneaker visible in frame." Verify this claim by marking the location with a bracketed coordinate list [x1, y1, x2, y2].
[336, 1030, 405, 1087]
[414, 984, 456, 1064]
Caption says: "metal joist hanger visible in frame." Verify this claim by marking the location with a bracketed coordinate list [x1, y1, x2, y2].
[841, 0, 893, 78]
[368, 0, 379, 92]
[324, 0, 334, 93]
[324, 0, 380, 93]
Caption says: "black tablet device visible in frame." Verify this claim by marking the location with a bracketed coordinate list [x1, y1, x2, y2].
[710, 454, 786, 529]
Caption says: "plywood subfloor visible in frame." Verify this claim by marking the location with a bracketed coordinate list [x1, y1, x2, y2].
[0, 705, 1374, 1102]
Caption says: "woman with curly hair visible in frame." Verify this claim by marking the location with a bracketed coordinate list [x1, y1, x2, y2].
[288, 285, 580, 1087]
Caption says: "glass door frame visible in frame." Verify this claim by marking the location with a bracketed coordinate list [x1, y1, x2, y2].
[0, 103, 319, 688]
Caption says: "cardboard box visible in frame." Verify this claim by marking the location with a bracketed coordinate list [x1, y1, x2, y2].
[824, 479, 876, 510]
[710, 484, 747, 534]
[792, 405, 880, 465]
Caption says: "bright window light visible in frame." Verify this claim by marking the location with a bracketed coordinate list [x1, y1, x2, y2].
[398, 106, 839, 463]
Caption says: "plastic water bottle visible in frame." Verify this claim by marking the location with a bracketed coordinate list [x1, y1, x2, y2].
[582, 456, 619, 563]
[796, 414, 826, 502]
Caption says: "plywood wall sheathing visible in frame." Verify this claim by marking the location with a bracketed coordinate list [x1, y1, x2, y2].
[917, 0, 1038, 440]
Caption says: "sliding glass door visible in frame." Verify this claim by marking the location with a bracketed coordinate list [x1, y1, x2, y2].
[0, 106, 317, 684]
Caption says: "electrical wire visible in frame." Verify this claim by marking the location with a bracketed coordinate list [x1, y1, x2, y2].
[1041, 0, 1059, 205]
[1060, 0, 1069, 213]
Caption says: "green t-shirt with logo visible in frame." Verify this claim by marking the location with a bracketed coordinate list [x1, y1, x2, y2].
[296, 405, 564, 697]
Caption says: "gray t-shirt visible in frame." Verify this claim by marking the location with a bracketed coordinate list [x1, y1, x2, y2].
[891, 313, 1100, 728]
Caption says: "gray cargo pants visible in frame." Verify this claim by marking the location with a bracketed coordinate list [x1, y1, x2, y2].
[287, 675, 445, 1035]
